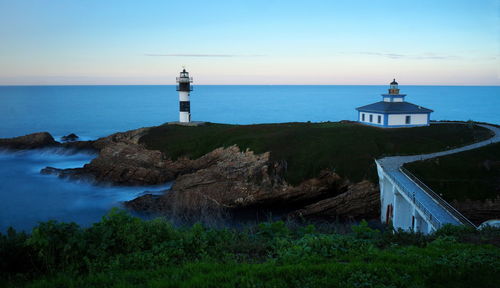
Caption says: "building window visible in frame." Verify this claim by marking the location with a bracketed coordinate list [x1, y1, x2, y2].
[361, 113, 365, 121]
[405, 115, 411, 124]
[369, 115, 373, 122]
[377, 115, 381, 124]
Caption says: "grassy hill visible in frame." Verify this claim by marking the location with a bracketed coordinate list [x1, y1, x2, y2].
[405, 142, 500, 202]
[140, 122, 492, 184]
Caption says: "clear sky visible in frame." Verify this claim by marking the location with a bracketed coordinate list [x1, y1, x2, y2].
[0, 0, 499, 85]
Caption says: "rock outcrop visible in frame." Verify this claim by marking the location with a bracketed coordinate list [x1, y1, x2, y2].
[0, 132, 58, 150]
[79, 142, 178, 185]
[0, 132, 97, 152]
[288, 180, 379, 221]
[125, 145, 377, 221]
[61, 133, 79, 142]
[40, 127, 185, 185]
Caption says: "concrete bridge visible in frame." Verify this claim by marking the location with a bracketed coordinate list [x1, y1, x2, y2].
[376, 123, 500, 234]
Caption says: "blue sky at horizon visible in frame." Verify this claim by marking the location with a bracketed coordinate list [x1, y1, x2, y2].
[0, 0, 499, 85]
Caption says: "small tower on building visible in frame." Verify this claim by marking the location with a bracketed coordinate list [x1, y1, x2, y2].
[356, 79, 433, 127]
[388, 78, 400, 95]
[176, 68, 193, 123]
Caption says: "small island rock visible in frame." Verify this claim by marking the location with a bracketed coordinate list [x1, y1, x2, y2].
[61, 133, 79, 142]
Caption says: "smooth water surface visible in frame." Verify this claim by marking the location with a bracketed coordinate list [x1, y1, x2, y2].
[1, 85, 498, 138]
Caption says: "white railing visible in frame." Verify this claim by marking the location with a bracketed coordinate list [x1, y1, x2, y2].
[384, 170, 442, 229]
[400, 167, 477, 228]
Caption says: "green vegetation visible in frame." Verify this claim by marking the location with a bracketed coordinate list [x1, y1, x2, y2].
[1, 209, 499, 287]
[404, 142, 500, 202]
[140, 122, 492, 184]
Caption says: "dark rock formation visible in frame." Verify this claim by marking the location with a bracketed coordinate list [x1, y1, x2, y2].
[40, 166, 95, 181]
[0, 132, 97, 152]
[79, 142, 177, 185]
[92, 127, 151, 150]
[288, 180, 379, 221]
[39, 127, 184, 185]
[125, 145, 379, 221]
[0, 132, 58, 150]
[61, 140, 97, 151]
[61, 133, 79, 142]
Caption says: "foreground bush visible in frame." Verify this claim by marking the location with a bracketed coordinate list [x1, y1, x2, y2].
[1, 210, 499, 287]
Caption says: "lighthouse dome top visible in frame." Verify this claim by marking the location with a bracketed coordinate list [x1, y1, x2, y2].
[390, 79, 398, 85]
[179, 69, 190, 78]
[177, 68, 193, 84]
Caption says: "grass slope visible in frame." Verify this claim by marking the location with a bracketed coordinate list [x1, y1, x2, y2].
[140, 122, 492, 184]
[404, 142, 500, 202]
[1, 210, 499, 288]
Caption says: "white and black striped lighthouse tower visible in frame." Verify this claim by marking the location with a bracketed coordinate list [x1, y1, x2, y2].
[176, 68, 193, 123]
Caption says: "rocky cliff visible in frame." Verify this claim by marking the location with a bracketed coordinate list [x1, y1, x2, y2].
[0, 132, 58, 150]
[124, 145, 379, 221]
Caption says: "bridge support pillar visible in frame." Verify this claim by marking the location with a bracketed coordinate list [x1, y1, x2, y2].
[413, 209, 424, 233]
[380, 176, 394, 224]
[393, 189, 412, 231]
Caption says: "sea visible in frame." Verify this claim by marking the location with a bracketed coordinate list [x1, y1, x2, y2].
[0, 85, 499, 231]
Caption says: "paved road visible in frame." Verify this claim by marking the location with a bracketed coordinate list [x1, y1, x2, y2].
[377, 123, 500, 228]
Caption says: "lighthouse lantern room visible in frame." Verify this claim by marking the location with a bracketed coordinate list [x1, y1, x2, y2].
[176, 68, 193, 123]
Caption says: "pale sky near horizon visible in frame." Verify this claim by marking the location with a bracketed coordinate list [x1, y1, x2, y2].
[0, 0, 499, 85]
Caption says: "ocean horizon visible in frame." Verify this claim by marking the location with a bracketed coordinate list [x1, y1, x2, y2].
[1, 85, 499, 139]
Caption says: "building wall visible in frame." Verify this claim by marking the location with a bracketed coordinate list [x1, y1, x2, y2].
[388, 113, 428, 126]
[383, 97, 404, 102]
[359, 112, 385, 126]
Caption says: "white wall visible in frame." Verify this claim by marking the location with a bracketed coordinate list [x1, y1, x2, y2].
[180, 111, 190, 123]
[179, 91, 190, 101]
[359, 112, 384, 125]
[393, 192, 413, 230]
[383, 97, 404, 102]
[388, 114, 428, 126]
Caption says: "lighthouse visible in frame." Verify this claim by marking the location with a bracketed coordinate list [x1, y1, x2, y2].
[176, 68, 193, 123]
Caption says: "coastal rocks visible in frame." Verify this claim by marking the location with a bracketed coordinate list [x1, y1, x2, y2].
[1, 129, 382, 222]
[81, 142, 177, 185]
[0, 128, 157, 183]
[126, 145, 287, 215]
[0, 132, 58, 150]
[0, 131, 97, 152]
[40, 166, 95, 181]
[92, 127, 151, 150]
[61, 133, 79, 142]
[288, 180, 379, 221]
[125, 145, 376, 222]
[43, 127, 182, 185]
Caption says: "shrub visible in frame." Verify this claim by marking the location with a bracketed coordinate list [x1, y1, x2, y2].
[1, 213, 500, 287]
